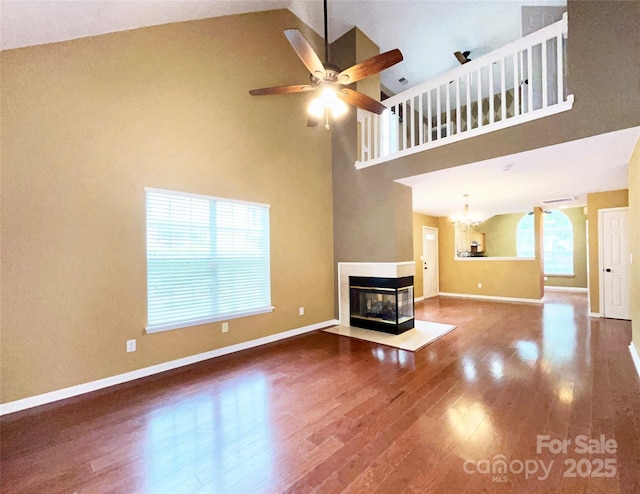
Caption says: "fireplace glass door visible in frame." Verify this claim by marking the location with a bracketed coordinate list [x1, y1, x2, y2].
[349, 276, 414, 334]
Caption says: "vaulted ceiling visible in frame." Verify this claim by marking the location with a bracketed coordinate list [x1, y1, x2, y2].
[3, 0, 635, 218]
[2, 0, 565, 94]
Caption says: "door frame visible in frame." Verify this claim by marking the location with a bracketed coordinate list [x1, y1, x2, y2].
[422, 226, 439, 299]
[597, 206, 629, 317]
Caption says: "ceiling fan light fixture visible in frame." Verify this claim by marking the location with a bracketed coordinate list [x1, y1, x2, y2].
[250, 0, 403, 125]
[307, 87, 348, 120]
[307, 97, 325, 119]
[330, 97, 348, 118]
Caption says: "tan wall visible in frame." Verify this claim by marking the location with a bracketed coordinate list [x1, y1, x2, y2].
[0, 11, 335, 404]
[587, 189, 629, 313]
[438, 216, 543, 300]
[412, 213, 439, 298]
[478, 212, 524, 257]
[628, 139, 640, 354]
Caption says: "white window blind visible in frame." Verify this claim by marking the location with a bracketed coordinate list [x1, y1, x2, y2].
[145, 188, 272, 333]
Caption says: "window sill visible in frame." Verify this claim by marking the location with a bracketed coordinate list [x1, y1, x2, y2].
[545, 273, 575, 278]
[146, 306, 275, 334]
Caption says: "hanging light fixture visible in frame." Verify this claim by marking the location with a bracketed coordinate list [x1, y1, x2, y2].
[451, 194, 483, 231]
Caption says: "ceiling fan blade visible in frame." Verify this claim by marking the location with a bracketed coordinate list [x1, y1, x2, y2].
[454, 51, 470, 64]
[284, 29, 326, 78]
[337, 88, 387, 115]
[249, 84, 314, 96]
[337, 49, 403, 85]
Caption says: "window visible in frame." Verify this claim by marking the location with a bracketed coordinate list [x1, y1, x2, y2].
[146, 188, 272, 333]
[516, 210, 574, 275]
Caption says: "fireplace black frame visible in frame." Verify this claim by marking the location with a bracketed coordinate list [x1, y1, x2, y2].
[349, 276, 414, 335]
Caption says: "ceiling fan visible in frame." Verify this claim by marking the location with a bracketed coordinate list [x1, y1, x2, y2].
[249, 0, 403, 128]
[454, 50, 472, 64]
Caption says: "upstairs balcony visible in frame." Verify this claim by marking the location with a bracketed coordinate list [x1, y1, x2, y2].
[356, 13, 573, 169]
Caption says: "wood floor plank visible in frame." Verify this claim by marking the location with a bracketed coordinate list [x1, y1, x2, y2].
[2, 292, 640, 493]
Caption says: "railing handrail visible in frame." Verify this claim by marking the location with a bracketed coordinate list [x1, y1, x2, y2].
[380, 12, 567, 110]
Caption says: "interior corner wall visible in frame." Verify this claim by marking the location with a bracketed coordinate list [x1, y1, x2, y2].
[586, 189, 629, 313]
[331, 29, 413, 266]
[477, 212, 523, 257]
[412, 213, 439, 299]
[628, 138, 640, 356]
[0, 10, 335, 405]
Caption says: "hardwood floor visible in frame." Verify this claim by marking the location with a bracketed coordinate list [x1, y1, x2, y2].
[2, 292, 640, 493]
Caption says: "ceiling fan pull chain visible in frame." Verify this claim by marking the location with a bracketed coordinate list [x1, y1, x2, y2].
[325, 110, 331, 130]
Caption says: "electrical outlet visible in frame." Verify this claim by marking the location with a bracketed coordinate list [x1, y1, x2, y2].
[222, 322, 229, 333]
[126, 339, 136, 353]
[299, 307, 305, 316]
[477, 282, 482, 289]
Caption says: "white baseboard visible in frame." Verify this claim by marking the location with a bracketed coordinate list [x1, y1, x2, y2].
[544, 286, 588, 293]
[588, 312, 602, 318]
[438, 292, 543, 304]
[630, 343, 640, 380]
[0, 319, 340, 417]
[414, 296, 425, 303]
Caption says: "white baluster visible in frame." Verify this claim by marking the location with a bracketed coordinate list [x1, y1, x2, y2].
[445, 83, 451, 138]
[364, 114, 369, 160]
[466, 73, 471, 131]
[477, 69, 483, 128]
[542, 39, 548, 108]
[410, 96, 416, 148]
[527, 47, 533, 112]
[500, 58, 506, 121]
[489, 63, 495, 124]
[427, 90, 433, 143]
[374, 113, 379, 159]
[513, 52, 520, 117]
[402, 101, 407, 151]
[437, 86, 442, 139]
[456, 77, 461, 134]
[557, 34, 564, 103]
[418, 93, 424, 145]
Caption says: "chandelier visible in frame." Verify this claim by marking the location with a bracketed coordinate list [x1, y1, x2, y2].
[451, 194, 482, 231]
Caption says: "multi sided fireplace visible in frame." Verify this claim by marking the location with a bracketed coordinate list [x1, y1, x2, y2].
[349, 276, 415, 334]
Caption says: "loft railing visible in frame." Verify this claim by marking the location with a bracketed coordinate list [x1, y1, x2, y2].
[356, 12, 573, 169]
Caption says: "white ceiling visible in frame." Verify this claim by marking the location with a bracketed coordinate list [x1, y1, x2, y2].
[397, 126, 640, 219]
[1, 0, 564, 94]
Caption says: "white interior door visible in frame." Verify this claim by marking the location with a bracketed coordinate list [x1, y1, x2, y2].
[600, 208, 630, 319]
[422, 226, 439, 299]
